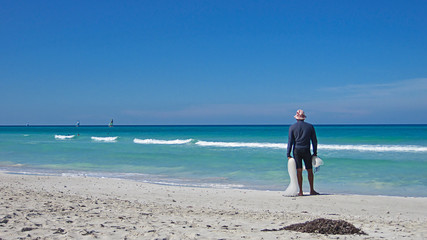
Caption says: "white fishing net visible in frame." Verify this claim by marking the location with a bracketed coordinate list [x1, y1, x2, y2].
[283, 158, 299, 196]
[312, 156, 324, 173]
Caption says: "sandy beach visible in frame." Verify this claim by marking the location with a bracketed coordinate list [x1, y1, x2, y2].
[0, 172, 426, 240]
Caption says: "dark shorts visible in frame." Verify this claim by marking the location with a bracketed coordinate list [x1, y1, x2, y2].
[294, 148, 312, 169]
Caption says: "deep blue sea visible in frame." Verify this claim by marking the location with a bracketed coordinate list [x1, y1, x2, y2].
[1, 125, 426, 197]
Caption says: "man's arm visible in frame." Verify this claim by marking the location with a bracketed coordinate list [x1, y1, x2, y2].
[287, 127, 294, 158]
[311, 125, 318, 156]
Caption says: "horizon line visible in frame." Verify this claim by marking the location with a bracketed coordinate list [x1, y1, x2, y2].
[1, 123, 426, 127]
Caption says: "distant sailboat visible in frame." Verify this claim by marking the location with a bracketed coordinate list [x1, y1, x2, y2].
[76, 121, 80, 127]
[109, 119, 113, 127]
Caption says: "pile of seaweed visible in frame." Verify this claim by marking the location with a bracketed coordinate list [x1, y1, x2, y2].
[261, 218, 366, 235]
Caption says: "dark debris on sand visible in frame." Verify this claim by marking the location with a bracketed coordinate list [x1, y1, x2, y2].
[261, 218, 366, 235]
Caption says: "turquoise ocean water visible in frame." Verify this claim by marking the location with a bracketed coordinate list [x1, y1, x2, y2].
[0, 125, 426, 197]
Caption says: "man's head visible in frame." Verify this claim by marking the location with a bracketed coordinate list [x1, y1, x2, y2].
[294, 109, 306, 120]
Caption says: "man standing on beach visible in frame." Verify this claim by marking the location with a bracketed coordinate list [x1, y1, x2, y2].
[287, 109, 319, 196]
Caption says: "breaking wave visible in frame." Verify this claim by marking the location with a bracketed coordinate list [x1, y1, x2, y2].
[318, 144, 427, 152]
[55, 135, 75, 140]
[134, 138, 193, 145]
[91, 136, 118, 142]
[132, 138, 427, 152]
[195, 140, 285, 149]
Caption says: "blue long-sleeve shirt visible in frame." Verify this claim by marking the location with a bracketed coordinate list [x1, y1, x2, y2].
[287, 120, 317, 158]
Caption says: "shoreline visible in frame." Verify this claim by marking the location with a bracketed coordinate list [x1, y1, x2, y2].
[1, 172, 426, 239]
[2, 168, 426, 199]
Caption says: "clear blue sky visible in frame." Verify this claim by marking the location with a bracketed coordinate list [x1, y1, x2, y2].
[1, 0, 426, 125]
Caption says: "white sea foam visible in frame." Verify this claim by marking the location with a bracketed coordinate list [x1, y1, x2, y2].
[319, 144, 427, 152]
[195, 140, 427, 152]
[55, 135, 75, 140]
[134, 138, 193, 145]
[142, 180, 245, 189]
[195, 140, 285, 149]
[91, 136, 118, 142]
[56, 134, 426, 153]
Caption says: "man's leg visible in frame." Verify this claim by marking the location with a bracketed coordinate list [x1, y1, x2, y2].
[301, 149, 319, 196]
[307, 169, 319, 195]
[297, 168, 303, 196]
[294, 149, 305, 196]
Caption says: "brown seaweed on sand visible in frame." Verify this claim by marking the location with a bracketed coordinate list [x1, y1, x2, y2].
[261, 218, 366, 235]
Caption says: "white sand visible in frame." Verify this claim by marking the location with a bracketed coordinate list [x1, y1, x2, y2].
[1, 172, 426, 239]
